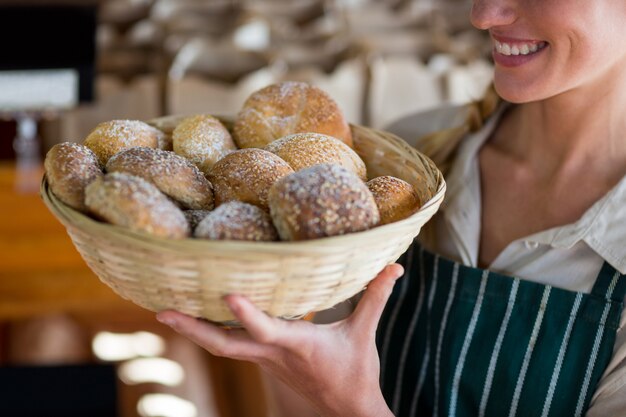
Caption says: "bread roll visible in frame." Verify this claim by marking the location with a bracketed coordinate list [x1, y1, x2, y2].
[367, 176, 421, 224]
[195, 201, 278, 241]
[268, 164, 380, 241]
[106, 147, 214, 210]
[265, 132, 367, 181]
[233, 81, 353, 149]
[172, 114, 237, 175]
[44, 142, 103, 212]
[85, 172, 190, 239]
[209, 148, 294, 210]
[83, 120, 161, 166]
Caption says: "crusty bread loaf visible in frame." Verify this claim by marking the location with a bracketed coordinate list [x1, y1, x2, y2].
[268, 164, 380, 241]
[367, 176, 421, 225]
[172, 114, 237, 175]
[233, 81, 353, 149]
[83, 120, 161, 166]
[209, 148, 294, 210]
[265, 132, 367, 180]
[44, 142, 103, 212]
[106, 147, 214, 210]
[195, 201, 278, 241]
[85, 172, 190, 239]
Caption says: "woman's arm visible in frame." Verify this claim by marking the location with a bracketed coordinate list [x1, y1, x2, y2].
[156, 264, 404, 417]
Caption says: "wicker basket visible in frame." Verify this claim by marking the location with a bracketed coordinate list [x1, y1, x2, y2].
[41, 119, 446, 324]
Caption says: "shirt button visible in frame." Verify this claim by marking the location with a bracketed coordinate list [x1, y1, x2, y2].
[524, 241, 539, 249]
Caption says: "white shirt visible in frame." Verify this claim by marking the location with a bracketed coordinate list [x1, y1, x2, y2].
[386, 104, 626, 416]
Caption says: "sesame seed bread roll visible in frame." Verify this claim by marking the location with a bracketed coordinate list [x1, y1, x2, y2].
[366, 176, 422, 225]
[44, 142, 103, 212]
[233, 81, 353, 149]
[264, 132, 367, 181]
[83, 120, 161, 166]
[85, 172, 190, 239]
[208, 148, 294, 210]
[268, 164, 380, 241]
[106, 147, 214, 210]
[172, 114, 237, 175]
[195, 201, 278, 241]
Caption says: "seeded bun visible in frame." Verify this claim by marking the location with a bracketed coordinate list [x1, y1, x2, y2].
[44, 142, 103, 212]
[209, 148, 294, 210]
[264, 132, 367, 180]
[366, 176, 421, 224]
[268, 164, 380, 241]
[106, 147, 214, 210]
[85, 172, 190, 239]
[195, 201, 278, 241]
[172, 114, 237, 175]
[233, 81, 353, 149]
[83, 120, 161, 166]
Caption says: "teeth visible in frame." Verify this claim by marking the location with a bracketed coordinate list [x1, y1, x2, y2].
[494, 40, 545, 56]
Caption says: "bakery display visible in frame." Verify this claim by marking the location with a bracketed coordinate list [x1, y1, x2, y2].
[85, 172, 190, 239]
[233, 81, 353, 149]
[106, 147, 214, 210]
[83, 119, 162, 166]
[268, 164, 380, 241]
[265, 132, 367, 180]
[44, 142, 103, 212]
[172, 114, 237, 175]
[195, 201, 278, 241]
[367, 176, 422, 225]
[208, 148, 294, 210]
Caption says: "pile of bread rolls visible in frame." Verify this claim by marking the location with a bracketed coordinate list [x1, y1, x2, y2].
[45, 81, 423, 242]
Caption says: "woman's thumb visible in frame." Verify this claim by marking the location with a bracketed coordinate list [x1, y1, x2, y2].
[349, 263, 404, 335]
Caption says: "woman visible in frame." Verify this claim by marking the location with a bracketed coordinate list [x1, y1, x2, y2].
[156, 0, 626, 415]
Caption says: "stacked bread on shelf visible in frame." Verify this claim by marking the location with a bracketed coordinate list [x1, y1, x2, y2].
[45, 81, 422, 243]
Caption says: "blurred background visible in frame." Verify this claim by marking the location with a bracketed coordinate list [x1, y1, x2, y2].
[0, 0, 492, 416]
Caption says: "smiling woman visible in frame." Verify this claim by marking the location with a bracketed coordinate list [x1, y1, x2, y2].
[156, 1, 626, 416]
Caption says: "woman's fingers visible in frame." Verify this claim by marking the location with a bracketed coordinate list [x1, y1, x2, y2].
[156, 310, 272, 360]
[223, 295, 293, 347]
[348, 263, 404, 336]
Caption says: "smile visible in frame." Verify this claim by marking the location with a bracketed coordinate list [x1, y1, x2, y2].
[494, 40, 547, 56]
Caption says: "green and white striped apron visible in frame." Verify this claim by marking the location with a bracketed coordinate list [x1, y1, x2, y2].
[377, 243, 626, 417]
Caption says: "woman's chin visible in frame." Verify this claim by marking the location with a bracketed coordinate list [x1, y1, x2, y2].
[492, 77, 546, 104]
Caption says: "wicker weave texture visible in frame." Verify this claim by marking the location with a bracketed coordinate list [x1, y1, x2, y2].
[42, 122, 446, 323]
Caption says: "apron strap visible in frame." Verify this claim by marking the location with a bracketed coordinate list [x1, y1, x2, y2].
[590, 262, 626, 302]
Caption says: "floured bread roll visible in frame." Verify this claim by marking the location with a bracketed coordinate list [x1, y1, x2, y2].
[85, 172, 190, 239]
[195, 201, 278, 241]
[268, 164, 380, 241]
[233, 81, 353, 149]
[367, 176, 421, 224]
[106, 147, 214, 210]
[44, 142, 103, 212]
[83, 120, 161, 166]
[172, 114, 237, 175]
[209, 148, 294, 210]
[265, 132, 367, 181]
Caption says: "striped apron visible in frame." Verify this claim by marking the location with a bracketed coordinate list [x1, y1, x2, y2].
[377, 243, 626, 417]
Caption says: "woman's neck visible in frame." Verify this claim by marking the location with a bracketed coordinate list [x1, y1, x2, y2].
[494, 67, 626, 184]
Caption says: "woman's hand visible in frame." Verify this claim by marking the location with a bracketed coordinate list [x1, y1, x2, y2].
[156, 264, 403, 417]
